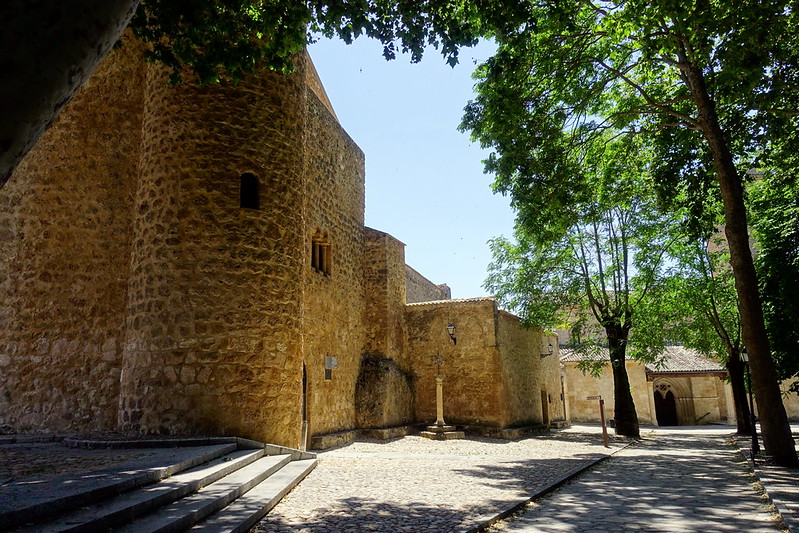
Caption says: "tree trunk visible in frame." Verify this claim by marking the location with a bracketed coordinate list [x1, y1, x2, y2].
[606, 324, 640, 439]
[0, 0, 140, 188]
[687, 65, 798, 466]
[726, 351, 752, 435]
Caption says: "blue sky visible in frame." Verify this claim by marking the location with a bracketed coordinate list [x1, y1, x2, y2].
[308, 37, 516, 299]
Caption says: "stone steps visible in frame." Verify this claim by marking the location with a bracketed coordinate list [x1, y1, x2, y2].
[4, 439, 317, 533]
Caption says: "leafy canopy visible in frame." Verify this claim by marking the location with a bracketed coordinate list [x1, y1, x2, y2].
[485, 134, 681, 363]
[129, 0, 532, 83]
[461, 0, 798, 227]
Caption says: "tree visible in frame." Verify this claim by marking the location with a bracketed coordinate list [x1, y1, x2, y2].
[750, 170, 799, 391]
[1, 0, 531, 188]
[462, 0, 798, 466]
[650, 238, 753, 435]
[485, 136, 680, 438]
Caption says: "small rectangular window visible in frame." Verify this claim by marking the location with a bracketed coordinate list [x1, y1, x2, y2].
[240, 172, 259, 209]
[311, 230, 331, 275]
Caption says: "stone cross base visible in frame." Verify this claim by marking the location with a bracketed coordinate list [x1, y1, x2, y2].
[420, 424, 465, 440]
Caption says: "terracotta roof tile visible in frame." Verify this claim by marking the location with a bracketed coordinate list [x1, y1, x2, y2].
[560, 345, 725, 373]
[644, 346, 725, 373]
[405, 296, 496, 307]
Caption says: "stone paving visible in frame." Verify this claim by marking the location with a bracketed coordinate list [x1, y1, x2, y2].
[253, 426, 631, 532]
[488, 427, 782, 532]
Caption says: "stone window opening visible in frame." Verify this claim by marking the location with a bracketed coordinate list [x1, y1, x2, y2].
[240, 172, 259, 209]
[311, 229, 331, 276]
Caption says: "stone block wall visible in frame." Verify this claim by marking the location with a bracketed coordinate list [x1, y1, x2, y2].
[362, 229, 408, 364]
[495, 311, 565, 427]
[688, 374, 728, 423]
[495, 310, 543, 426]
[118, 53, 309, 445]
[564, 361, 652, 425]
[540, 339, 567, 423]
[782, 380, 799, 420]
[0, 38, 144, 433]
[405, 265, 450, 303]
[300, 86, 368, 438]
[406, 298, 504, 426]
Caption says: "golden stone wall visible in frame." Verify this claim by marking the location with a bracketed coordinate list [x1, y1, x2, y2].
[405, 265, 450, 303]
[0, 39, 144, 432]
[406, 299, 502, 425]
[118, 53, 310, 445]
[781, 380, 799, 420]
[495, 311, 542, 426]
[355, 353, 415, 428]
[362, 229, 409, 364]
[0, 36, 574, 444]
[564, 361, 653, 425]
[495, 311, 565, 426]
[405, 299, 561, 428]
[300, 90, 368, 438]
[565, 361, 734, 426]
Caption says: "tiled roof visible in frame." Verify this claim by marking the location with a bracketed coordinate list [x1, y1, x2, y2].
[559, 348, 610, 363]
[405, 296, 496, 307]
[644, 345, 725, 373]
[560, 345, 725, 373]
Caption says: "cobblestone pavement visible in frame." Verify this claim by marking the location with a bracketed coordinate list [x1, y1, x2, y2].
[488, 427, 782, 532]
[253, 426, 631, 533]
[734, 426, 799, 532]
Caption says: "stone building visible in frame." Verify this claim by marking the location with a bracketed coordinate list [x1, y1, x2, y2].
[561, 346, 733, 426]
[0, 39, 563, 448]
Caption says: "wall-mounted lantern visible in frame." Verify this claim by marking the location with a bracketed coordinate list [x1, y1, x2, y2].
[540, 343, 554, 359]
[447, 322, 457, 345]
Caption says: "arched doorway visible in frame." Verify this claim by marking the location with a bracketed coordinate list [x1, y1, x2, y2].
[652, 378, 695, 425]
[654, 389, 678, 426]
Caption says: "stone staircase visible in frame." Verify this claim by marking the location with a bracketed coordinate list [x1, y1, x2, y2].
[0, 437, 316, 532]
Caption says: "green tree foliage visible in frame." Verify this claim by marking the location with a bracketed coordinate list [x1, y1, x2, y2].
[750, 171, 799, 390]
[128, 0, 526, 84]
[462, 0, 798, 466]
[645, 235, 753, 435]
[485, 136, 681, 438]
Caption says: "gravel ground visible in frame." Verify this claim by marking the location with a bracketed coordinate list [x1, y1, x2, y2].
[253, 425, 631, 533]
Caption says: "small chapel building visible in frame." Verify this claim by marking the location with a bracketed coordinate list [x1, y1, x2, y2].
[561, 346, 734, 426]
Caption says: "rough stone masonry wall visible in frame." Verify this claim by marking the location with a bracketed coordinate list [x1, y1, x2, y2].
[538, 338, 567, 423]
[362, 229, 409, 364]
[0, 39, 144, 433]
[405, 265, 450, 303]
[118, 54, 308, 446]
[406, 299, 504, 426]
[495, 311, 548, 427]
[781, 380, 799, 420]
[300, 85, 368, 437]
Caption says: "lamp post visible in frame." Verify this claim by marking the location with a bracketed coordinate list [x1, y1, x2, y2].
[740, 347, 760, 460]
